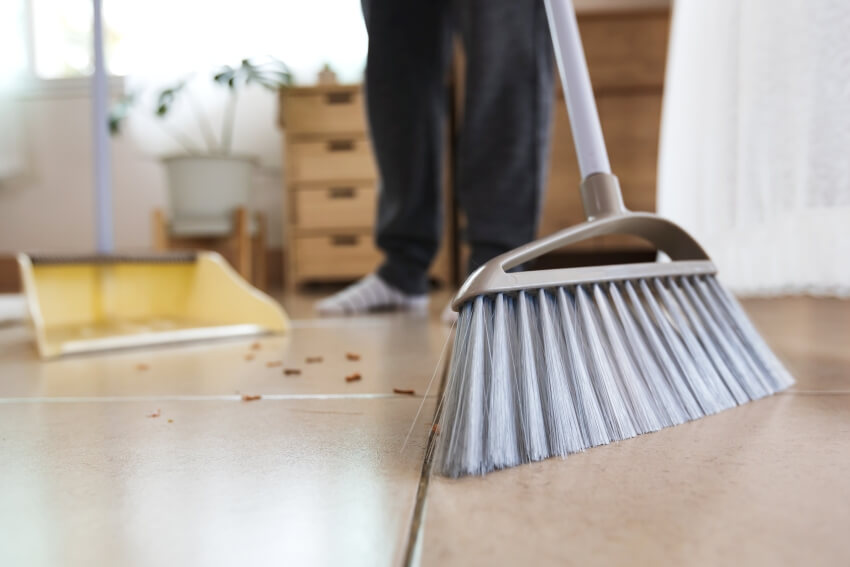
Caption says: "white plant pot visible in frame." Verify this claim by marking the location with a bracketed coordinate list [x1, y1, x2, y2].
[162, 155, 256, 235]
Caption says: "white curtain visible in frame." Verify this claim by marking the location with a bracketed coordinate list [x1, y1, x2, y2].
[0, 0, 27, 180]
[658, 0, 850, 297]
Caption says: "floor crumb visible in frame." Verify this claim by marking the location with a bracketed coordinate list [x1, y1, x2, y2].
[345, 373, 362, 383]
[346, 352, 361, 361]
[266, 360, 283, 368]
[241, 394, 262, 402]
[306, 356, 323, 364]
[284, 368, 301, 376]
[147, 409, 161, 418]
[136, 363, 149, 371]
[393, 388, 415, 395]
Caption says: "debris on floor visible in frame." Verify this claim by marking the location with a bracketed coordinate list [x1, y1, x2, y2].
[244, 354, 255, 362]
[393, 388, 415, 395]
[345, 373, 362, 383]
[241, 394, 262, 402]
[284, 368, 301, 376]
[306, 356, 323, 363]
[346, 352, 361, 361]
[251, 342, 262, 351]
[136, 363, 149, 371]
[147, 409, 161, 418]
[266, 360, 283, 368]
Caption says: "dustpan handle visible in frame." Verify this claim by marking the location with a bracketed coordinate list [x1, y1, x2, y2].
[544, 0, 627, 220]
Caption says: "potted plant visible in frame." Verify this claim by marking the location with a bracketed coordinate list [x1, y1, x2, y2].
[110, 57, 293, 235]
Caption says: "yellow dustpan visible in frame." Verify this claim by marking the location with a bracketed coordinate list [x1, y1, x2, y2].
[18, 251, 289, 359]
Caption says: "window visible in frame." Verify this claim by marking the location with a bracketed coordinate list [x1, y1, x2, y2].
[0, 0, 28, 78]
[27, 0, 368, 83]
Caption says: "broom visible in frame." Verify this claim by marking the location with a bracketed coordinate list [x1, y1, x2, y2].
[434, 0, 794, 478]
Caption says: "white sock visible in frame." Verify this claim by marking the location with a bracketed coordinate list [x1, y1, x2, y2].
[315, 274, 428, 316]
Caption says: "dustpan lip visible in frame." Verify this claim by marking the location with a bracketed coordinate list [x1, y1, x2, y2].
[22, 252, 198, 265]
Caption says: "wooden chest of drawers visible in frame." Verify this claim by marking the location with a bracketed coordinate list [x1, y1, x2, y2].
[280, 85, 453, 288]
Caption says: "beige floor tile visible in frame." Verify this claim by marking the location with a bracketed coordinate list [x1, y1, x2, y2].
[419, 297, 850, 566]
[0, 396, 435, 567]
[0, 315, 451, 399]
[420, 393, 850, 567]
[743, 297, 850, 392]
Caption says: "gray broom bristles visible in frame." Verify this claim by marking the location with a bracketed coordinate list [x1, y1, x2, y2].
[435, 274, 794, 478]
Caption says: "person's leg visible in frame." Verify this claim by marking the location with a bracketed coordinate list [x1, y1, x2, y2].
[317, 0, 452, 316]
[456, 0, 554, 274]
[369, 0, 453, 294]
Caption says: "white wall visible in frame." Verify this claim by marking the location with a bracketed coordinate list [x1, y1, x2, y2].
[0, 87, 284, 254]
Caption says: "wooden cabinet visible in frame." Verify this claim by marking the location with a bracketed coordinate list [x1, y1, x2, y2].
[451, 8, 670, 272]
[280, 85, 453, 288]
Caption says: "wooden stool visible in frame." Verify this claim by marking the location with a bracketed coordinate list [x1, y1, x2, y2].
[152, 207, 267, 290]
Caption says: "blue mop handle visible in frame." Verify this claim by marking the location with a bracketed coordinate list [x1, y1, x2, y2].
[92, 0, 114, 253]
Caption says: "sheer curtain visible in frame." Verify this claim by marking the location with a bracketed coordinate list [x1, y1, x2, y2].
[0, 0, 27, 180]
[658, 0, 850, 297]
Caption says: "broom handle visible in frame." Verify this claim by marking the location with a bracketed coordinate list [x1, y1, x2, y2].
[544, 0, 626, 220]
[92, 0, 114, 253]
[544, 0, 610, 177]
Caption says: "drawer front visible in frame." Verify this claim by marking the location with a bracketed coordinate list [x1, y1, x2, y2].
[281, 88, 367, 136]
[540, 93, 661, 245]
[294, 234, 381, 280]
[288, 138, 377, 184]
[295, 184, 376, 230]
[581, 13, 670, 90]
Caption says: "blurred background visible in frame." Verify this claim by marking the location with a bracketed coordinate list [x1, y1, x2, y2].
[0, 0, 367, 288]
[0, 0, 847, 297]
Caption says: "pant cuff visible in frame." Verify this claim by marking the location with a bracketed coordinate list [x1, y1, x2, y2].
[377, 260, 429, 295]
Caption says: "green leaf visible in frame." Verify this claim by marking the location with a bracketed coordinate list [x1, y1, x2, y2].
[109, 115, 122, 135]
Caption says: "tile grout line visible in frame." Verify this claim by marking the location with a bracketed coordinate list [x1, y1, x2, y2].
[780, 390, 850, 396]
[401, 337, 453, 567]
[0, 394, 440, 404]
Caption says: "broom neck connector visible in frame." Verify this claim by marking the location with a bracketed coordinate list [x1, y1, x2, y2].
[581, 173, 627, 220]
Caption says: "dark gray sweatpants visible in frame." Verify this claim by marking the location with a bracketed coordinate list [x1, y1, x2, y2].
[362, 0, 554, 294]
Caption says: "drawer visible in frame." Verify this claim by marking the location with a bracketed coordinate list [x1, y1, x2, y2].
[280, 87, 367, 136]
[287, 138, 377, 184]
[578, 12, 669, 91]
[294, 184, 376, 230]
[540, 93, 661, 241]
[294, 234, 382, 280]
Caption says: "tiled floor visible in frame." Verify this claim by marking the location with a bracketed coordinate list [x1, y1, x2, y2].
[421, 297, 850, 567]
[0, 292, 848, 566]
[0, 290, 452, 567]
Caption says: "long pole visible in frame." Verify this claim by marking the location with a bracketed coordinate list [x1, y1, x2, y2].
[543, 0, 611, 179]
[91, 0, 113, 253]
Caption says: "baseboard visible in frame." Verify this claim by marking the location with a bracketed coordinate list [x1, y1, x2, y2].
[0, 255, 21, 293]
[266, 248, 283, 290]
